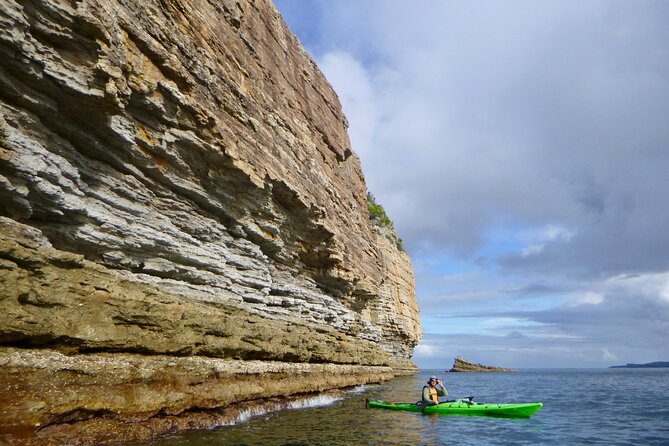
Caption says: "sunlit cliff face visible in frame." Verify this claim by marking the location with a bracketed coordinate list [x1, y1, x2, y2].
[0, 0, 419, 443]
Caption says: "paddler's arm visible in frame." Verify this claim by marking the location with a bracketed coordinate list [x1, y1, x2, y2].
[436, 380, 448, 396]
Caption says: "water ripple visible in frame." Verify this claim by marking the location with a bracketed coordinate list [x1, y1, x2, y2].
[134, 369, 669, 446]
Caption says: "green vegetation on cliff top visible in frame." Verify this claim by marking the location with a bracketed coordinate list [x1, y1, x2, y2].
[366, 193, 404, 252]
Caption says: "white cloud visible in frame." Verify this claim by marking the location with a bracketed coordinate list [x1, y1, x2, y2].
[481, 317, 543, 330]
[520, 224, 576, 256]
[568, 292, 604, 307]
[604, 272, 669, 306]
[413, 342, 438, 358]
[662, 279, 669, 304]
[602, 348, 618, 361]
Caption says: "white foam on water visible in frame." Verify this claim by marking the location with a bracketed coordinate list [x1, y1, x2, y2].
[233, 405, 274, 425]
[222, 393, 342, 427]
[348, 384, 372, 395]
[286, 394, 342, 409]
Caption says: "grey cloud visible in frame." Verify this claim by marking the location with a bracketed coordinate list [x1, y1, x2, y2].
[438, 289, 669, 354]
[275, 0, 669, 367]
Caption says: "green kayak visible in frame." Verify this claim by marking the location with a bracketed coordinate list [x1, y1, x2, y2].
[366, 399, 542, 418]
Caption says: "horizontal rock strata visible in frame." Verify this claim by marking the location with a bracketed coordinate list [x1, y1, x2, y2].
[0, 0, 421, 443]
[0, 347, 393, 445]
[0, 218, 392, 366]
[448, 356, 516, 372]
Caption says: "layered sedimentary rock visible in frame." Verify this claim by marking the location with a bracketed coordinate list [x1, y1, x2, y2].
[0, 0, 421, 443]
[1, 347, 395, 444]
[448, 356, 516, 372]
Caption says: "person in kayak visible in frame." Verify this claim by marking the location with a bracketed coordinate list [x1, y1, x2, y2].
[422, 376, 447, 405]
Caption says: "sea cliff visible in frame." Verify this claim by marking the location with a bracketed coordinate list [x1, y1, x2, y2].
[0, 0, 421, 443]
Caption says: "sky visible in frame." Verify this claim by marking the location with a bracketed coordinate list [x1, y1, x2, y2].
[273, 0, 669, 368]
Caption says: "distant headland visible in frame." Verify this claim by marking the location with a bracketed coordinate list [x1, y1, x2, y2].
[447, 355, 516, 372]
[609, 361, 669, 368]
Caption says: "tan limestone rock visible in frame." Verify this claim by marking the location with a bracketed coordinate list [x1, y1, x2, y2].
[0, 0, 422, 442]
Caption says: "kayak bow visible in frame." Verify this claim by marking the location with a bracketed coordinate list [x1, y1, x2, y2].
[366, 400, 542, 418]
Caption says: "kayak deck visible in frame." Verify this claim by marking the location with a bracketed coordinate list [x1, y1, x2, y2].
[367, 400, 542, 418]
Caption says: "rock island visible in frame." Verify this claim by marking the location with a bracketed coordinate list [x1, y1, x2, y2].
[448, 356, 516, 372]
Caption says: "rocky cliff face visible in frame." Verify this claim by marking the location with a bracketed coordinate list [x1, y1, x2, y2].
[0, 0, 421, 443]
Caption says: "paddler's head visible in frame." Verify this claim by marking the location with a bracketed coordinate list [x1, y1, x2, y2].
[427, 375, 438, 385]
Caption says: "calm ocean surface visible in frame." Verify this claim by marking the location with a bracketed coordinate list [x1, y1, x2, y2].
[137, 369, 669, 445]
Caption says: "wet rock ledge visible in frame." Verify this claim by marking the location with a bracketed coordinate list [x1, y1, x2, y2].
[1, 347, 392, 445]
[0, 0, 421, 443]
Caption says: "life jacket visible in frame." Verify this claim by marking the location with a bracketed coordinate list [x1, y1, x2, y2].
[424, 385, 439, 403]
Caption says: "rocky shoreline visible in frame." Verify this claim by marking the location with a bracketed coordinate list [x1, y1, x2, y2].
[1, 348, 395, 445]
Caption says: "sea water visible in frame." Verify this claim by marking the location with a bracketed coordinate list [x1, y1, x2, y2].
[135, 369, 669, 445]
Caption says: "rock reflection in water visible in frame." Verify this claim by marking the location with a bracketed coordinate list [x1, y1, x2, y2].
[132, 381, 426, 445]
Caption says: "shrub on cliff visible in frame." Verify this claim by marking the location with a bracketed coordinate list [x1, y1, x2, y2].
[366, 192, 392, 227]
[366, 192, 404, 252]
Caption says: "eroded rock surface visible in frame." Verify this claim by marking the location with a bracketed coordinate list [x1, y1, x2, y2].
[0, 347, 394, 445]
[0, 0, 421, 443]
